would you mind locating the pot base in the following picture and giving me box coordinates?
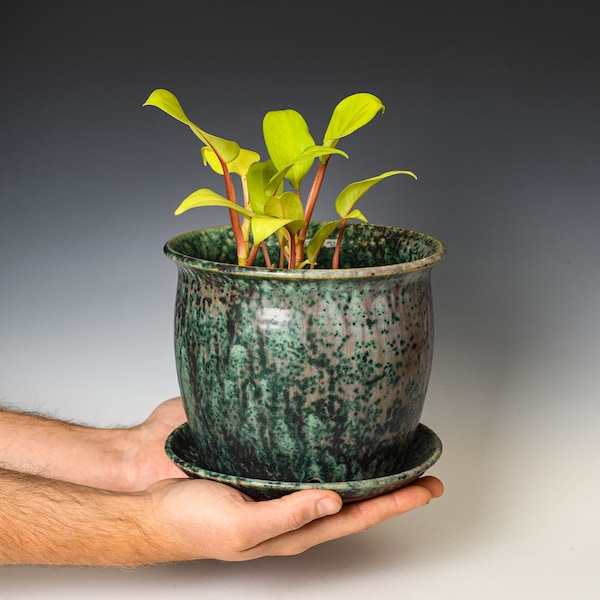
[165,423,442,501]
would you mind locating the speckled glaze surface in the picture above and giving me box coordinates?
[164,223,445,483]
[165,422,442,501]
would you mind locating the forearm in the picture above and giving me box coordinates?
[0,467,158,567]
[0,467,445,566]
[0,408,130,491]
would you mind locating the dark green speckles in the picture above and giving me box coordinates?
[166,422,443,501]
[165,223,445,483]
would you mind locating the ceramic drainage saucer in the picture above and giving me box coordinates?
[165,423,442,502]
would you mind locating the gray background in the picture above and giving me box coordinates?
[1,1,598,598]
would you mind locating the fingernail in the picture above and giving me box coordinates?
[317,497,341,517]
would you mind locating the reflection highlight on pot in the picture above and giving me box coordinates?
[258,307,293,331]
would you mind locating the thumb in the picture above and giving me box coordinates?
[246,489,343,541]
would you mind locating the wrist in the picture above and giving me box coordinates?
[89,426,142,491]
[133,482,196,564]
[113,414,187,492]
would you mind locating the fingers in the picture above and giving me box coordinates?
[229,489,343,557]
[415,475,444,498]
[336,476,444,533]
[148,476,443,562]
[238,476,443,559]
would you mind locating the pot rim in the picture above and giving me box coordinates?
[164,222,446,280]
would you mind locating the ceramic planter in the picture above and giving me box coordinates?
[164,222,445,496]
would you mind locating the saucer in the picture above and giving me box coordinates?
[165,423,442,501]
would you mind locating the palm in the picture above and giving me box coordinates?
[146,475,443,561]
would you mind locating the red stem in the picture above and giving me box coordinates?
[297,159,330,262]
[219,158,248,266]
[279,245,285,269]
[246,243,260,267]
[261,242,273,268]
[332,219,347,269]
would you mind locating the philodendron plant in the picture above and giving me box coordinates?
[144,89,416,269]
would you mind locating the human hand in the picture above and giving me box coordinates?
[0,397,187,493]
[121,397,188,491]
[143,475,444,562]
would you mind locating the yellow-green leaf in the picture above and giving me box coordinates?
[174,188,254,218]
[264,192,306,234]
[251,214,293,246]
[306,220,341,264]
[264,145,348,196]
[323,93,385,147]
[344,208,369,223]
[246,160,279,214]
[143,89,194,128]
[335,170,417,218]
[201,146,222,173]
[263,109,315,189]
[264,192,304,220]
[143,89,240,164]
[202,146,260,176]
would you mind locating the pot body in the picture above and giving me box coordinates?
[165,223,445,482]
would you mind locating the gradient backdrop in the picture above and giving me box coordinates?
[1,1,599,598]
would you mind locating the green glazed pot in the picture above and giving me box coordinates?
[164,222,445,483]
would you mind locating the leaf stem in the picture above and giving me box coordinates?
[261,242,273,268]
[246,243,260,267]
[279,245,285,269]
[219,158,248,265]
[332,219,347,269]
[297,159,330,262]
[240,175,251,241]
[288,234,297,269]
